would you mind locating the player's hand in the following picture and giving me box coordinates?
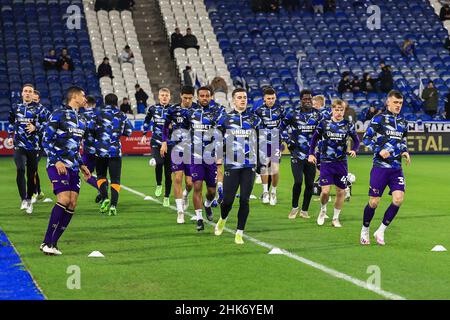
[160,142,167,157]
[6,138,13,147]
[379,149,390,159]
[80,165,91,180]
[402,152,411,166]
[308,154,317,164]
[140,135,147,144]
[348,150,357,158]
[26,122,36,133]
[55,161,68,175]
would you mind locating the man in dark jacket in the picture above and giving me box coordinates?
[170,27,184,57]
[135,84,149,114]
[378,66,393,93]
[183,28,200,50]
[421,81,439,116]
[97,57,113,79]
[58,48,74,71]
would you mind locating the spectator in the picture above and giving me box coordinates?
[445,88,450,120]
[324,0,336,13]
[119,45,135,64]
[58,48,74,71]
[120,97,133,115]
[170,27,184,57]
[43,49,58,71]
[312,95,325,110]
[282,0,299,11]
[445,36,450,52]
[401,39,415,57]
[421,81,439,116]
[183,66,195,87]
[439,4,450,21]
[344,103,357,123]
[97,57,114,79]
[233,75,249,92]
[365,106,380,122]
[210,76,228,94]
[135,84,149,114]
[338,72,352,94]
[378,65,393,93]
[351,75,361,93]
[183,28,200,50]
[313,0,325,13]
[360,73,376,93]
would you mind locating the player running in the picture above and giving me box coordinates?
[360,90,411,245]
[7,84,49,214]
[79,95,101,202]
[141,88,173,207]
[253,87,285,205]
[161,86,196,224]
[280,89,321,219]
[214,88,261,244]
[308,99,360,227]
[95,94,133,216]
[31,90,51,204]
[40,86,91,255]
[163,86,221,231]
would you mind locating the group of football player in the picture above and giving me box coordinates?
[7,83,411,255]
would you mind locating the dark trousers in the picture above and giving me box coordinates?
[14,148,38,200]
[220,167,256,231]
[153,145,172,197]
[290,157,316,211]
[96,157,122,207]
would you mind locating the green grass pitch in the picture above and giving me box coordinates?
[0,155,449,300]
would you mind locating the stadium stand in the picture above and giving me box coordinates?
[205,0,450,121]
[158,0,234,108]
[0,0,101,119]
[83,1,155,112]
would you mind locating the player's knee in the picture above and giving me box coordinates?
[392,195,404,206]
[16,168,25,175]
[369,198,380,208]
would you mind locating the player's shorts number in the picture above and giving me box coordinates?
[398,177,405,185]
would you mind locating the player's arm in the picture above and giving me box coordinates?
[307,122,323,163]
[348,123,360,158]
[6,105,17,146]
[279,110,293,147]
[400,121,410,165]
[141,105,154,143]
[122,115,133,137]
[214,114,226,164]
[362,116,380,152]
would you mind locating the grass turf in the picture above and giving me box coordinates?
[0,155,449,300]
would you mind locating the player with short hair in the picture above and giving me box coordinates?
[161,85,197,224]
[253,87,284,205]
[280,89,321,219]
[40,86,91,255]
[214,88,261,244]
[31,90,51,204]
[360,90,410,245]
[7,84,49,214]
[95,94,133,216]
[79,95,101,202]
[141,88,173,207]
[308,99,360,227]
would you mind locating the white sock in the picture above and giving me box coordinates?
[175,199,184,212]
[236,229,243,236]
[262,184,268,193]
[333,208,341,220]
[195,209,203,220]
[218,182,223,189]
[292,207,298,210]
[183,189,189,197]
[271,186,277,194]
[377,223,387,233]
[321,203,327,211]
[204,199,213,208]
[361,226,369,234]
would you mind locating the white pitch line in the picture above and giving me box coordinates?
[120,183,406,300]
